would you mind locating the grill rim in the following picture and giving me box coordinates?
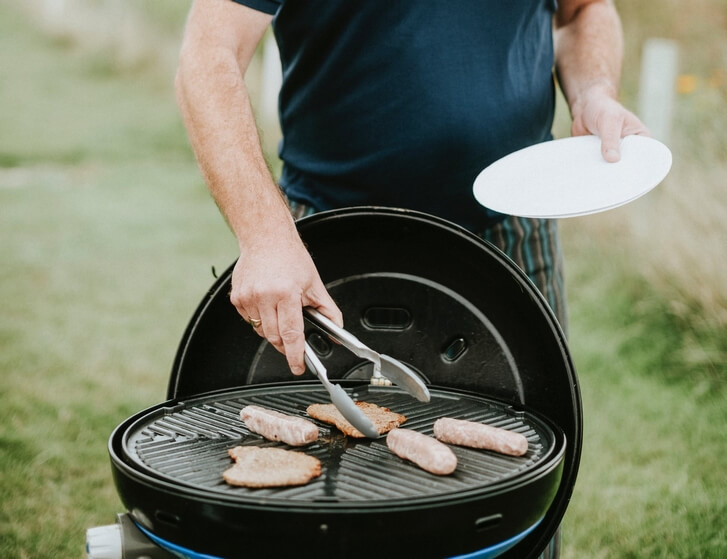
[109,417,565,559]
[110,380,566,512]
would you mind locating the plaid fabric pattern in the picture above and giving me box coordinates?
[289,200,565,558]
[478,214,568,334]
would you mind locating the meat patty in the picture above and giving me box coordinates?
[386,428,457,475]
[306,401,406,438]
[240,405,319,446]
[433,417,529,457]
[223,446,322,488]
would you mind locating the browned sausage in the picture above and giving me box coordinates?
[386,428,457,475]
[241,405,319,446]
[433,417,528,457]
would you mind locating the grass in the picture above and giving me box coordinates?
[1,1,726,558]
[560,237,727,558]
[0,4,235,556]
[600,1,727,325]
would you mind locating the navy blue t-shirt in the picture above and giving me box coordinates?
[233,0,556,231]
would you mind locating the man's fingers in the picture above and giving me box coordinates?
[571,91,651,164]
[230,292,264,337]
[246,308,265,336]
[601,142,620,163]
[305,285,344,327]
[597,109,624,163]
[258,304,283,351]
[277,299,307,376]
[311,301,344,328]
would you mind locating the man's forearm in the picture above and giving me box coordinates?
[175,4,294,250]
[554,0,624,115]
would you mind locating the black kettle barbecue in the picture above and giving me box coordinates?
[88,208,582,559]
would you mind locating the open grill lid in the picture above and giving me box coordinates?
[149,207,581,558]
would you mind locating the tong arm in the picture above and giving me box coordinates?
[303,342,379,439]
[304,307,381,366]
[303,342,330,386]
[304,307,431,403]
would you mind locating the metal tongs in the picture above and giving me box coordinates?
[303,307,431,438]
[303,343,379,438]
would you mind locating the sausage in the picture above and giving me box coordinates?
[386,428,457,475]
[240,405,319,446]
[433,417,528,457]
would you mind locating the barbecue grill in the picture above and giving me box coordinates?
[88,208,582,559]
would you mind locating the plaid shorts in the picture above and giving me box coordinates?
[478,214,568,333]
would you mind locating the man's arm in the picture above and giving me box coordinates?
[554,0,649,161]
[175,0,342,375]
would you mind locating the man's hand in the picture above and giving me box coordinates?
[230,230,342,376]
[569,81,650,162]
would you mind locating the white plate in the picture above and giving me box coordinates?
[472,135,672,218]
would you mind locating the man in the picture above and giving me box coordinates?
[175,1,647,555]
[175,0,646,375]
[176,3,646,372]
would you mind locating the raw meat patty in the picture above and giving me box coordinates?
[306,401,406,438]
[222,446,321,488]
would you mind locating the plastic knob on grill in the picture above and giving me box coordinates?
[86,524,123,559]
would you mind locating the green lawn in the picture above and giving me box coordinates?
[560,236,727,558]
[1,3,725,558]
[0,5,235,556]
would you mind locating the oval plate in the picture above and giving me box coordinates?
[473,135,672,218]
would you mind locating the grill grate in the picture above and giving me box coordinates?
[123,383,556,504]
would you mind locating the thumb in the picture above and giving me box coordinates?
[599,117,624,163]
[305,284,344,328]
[312,298,344,328]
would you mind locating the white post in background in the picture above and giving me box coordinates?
[638,38,679,146]
[43,0,66,22]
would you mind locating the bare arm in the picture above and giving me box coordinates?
[175,0,342,375]
[554,0,649,161]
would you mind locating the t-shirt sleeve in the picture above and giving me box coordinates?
[230,0,281,16]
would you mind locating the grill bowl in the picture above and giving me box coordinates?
[110,382,565,558]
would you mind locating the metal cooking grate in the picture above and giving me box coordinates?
[123,384,556,504]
